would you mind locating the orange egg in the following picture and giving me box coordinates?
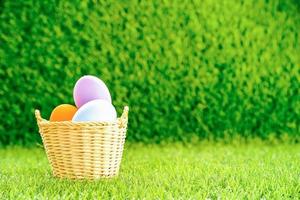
[49,104,77,122]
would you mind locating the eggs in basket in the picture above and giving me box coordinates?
[49,75,117,122]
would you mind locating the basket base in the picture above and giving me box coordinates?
[52,172,119,180]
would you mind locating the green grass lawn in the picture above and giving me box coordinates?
[0,142,299,199]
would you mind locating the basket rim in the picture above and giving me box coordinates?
[35,106,129,127]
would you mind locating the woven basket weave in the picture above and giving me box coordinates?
[35,106,129,180]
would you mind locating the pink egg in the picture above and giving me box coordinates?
[73,75,112,108]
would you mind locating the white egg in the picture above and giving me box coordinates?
[72,99,117,122]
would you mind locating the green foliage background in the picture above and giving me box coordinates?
[0,0,299,145]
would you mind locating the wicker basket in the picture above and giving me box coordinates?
[35,106,129,180]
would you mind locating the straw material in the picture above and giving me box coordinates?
[35,106,129,180]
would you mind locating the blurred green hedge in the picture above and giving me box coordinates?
[0,0,299,145]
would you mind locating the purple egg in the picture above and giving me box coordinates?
[73,75,112,108]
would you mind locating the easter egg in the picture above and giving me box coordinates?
[50,104,77,122]
[72,99,117,122]
[73,75,112,108]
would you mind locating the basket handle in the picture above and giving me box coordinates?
[119,106,129,128]
[35,109,43,124]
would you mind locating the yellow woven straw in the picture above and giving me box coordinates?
[35,106,129,180]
